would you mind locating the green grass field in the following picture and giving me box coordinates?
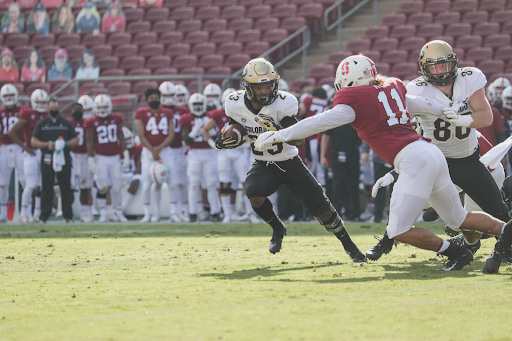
[1,221,511,341]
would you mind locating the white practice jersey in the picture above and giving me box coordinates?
[407,67,487,158]
[224,90,298,162]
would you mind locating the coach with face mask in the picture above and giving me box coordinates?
[31,99,79,223]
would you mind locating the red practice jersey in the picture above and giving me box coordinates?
[134,107,175,147]
[209,109,229,130]
[166,105,190,148]
[179,113,210,149]
[19,108,47,148]
[0,105,24,145]
[120,144,142,173]
[302,96,329,141]
[333,77,424,165]
[84,113,123,156]
[67,117,87,154]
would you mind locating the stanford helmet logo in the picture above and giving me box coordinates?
[340,62,350,76]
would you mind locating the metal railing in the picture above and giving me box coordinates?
[324,0,380,50]
[221,25,311,89]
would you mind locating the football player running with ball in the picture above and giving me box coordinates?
[254,55,512,271]
[216,58,366,261]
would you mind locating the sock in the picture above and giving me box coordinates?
[230,203,236,216]
[252,198,286,233]
[112,190,122,214]
[0,185,7,217]
[207,186,220,215]
[21,187,32,218]
[106,204,113,216]
[152,188,162,218]
[168,185,178,215]
[34,196,41,218]
[97,198,106,217]
[80,205,86,220]
[170,203,177,215]
[324,213,358,251]
[438,239,450,253]
[122,192,133,212]
[143,204,151,217]
[220,196,231,217]
[181,185,188,215]
[189,185,199,215]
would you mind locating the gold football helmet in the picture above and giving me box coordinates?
[418,40,458,86]
[242,58,280,106]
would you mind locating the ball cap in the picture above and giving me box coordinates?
[55,48,68,58]
[34,3,46,12]
[84,2,94,9]
[1,48,13,57]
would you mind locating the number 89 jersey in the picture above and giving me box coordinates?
[134,107,174,147]
[224,90,299,162]
[407,67,487,158]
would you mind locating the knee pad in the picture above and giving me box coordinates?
[219,187,231,195]
[96,191,107,199]
[317,205,346,235]
[97,186,108,196]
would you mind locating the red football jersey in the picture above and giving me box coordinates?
[67,117,87,154]
[19,108,47,148]
[84,113,123,156]
[166,105,190,148]
[134,107,174,147]
[179,113,210,149]
[478,133,493,156]
[209,109,229,130]
[0,105,24,145]
[333,77,423,165]
[302,96,329,141]
[120,144,142,173]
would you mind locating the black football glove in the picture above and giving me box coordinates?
[215,131,238,149]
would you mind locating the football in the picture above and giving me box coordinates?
[223,123,248,147]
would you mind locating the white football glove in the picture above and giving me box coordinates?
[371,172,395,198]
[254,131,283,151]
[442,107,474,127]
[54,138,65,151]
[123,150,130,168]
[88,156,96,174]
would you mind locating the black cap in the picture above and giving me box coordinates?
[34,2,46,12]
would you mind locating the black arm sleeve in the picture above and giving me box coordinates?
[280,115,299,129]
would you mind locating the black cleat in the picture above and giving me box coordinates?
[448,234,481,255]
[366,233,394,261]
[269,227,287,254]
[346,248,368,263]
[423,210,440,222]
[444,225,460,238]
[210,213,222,223]
[189,214,197,223]
[439,248,473,271]
[482,250,502,274]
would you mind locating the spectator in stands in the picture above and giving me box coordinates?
[75,49,99,79]
[47,49,73,82]
[1,3,24,33]
[76,2,100,34]
[0,49,19,83]
[51,3,75,33]
[21,50,46,83]
[25,3,50,34]
[101,1,125,33]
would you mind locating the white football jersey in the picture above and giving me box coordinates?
[224,90,299,161]
[407,67,486,158]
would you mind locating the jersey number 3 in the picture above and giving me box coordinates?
[378,89,409,126]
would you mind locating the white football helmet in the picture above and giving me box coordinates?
[159,81,176,107]
[175,84,189,106]
[122,127,133,149]
[221,88,236,110]
[150,160,168,186]
[491,77,511,98]
[334,55,377,91]
[30,89,49,113]
[502,86,512,110]
[1,84,18,107]
[78,95,94,119]
[203,83,222,108]
[278,78,289,92]
[188,93,207,116]
[93,94,113,118]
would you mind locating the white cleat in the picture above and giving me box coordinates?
[249,214,261,224]
[20,215,30,223]
[151,216,161,223]
[0,215,7,223]
[107,214,118,222]
[116,213,128,223]
[81,215,93,223]
[140,215,152,223]
[198,211,210,221]
[98,215,107,223]
[33,216,40,223]
[222,215,231,223]
[169,214,182,223]
[179,213,189,222]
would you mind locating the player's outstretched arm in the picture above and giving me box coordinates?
[405,95,446,117]
[467,88,493,128]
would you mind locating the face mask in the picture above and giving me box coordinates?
[149,101,160,109]
[49,110,59,118]
[72,111,83,121]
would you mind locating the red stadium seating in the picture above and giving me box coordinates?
[281,17,306,32]
[308,64,335,80]
[372,37,398,52]
[26,83,51,96]
[133,32,158,45]
[490,9,512,23]
[235,29,262,44]
[273,4,297,18]
[206,66,232,75]
[290,77,316,93]
[188,0,212,8]
[203,19,228,32]
[346,38,371,52]
[171,7,195,21]
[297,3,324,33]
[195,6,220,20]
[154,67,179,75]
[262,29,288,44]
[451,0,479,12]
[478,60,505,74]
[172,55,198,70]
[417,23,444,38]
[327,51,354,66]
[124,8,144,22]
[192,42,216,56]
[158,32,184,45]
[390,62,418,78]
[381,13,406,27]
[30,33,55,48]
[399,37,426,51]
[240,0,263,5]
[390,24,416,40]
[107,81,131,96]
[501,21,512,35]
[220,6,245,20]
[216,41,243,56]
[139,44,165,58]
[55,33,80,47]
[152,20,177,34]
[359,50,381,63]
[462,10,489,24]
[425,0,451,13]
[146,55,172,69]
[484,34,511,48]
[114,44,138,58]
[381,50,408,64]
[495,46,512,62]
[229,18,254,31]
[465,47,494,62]
[407,12,434,26]
[177,19,202,33]
[473,22,500,37]
[165,43,191,57]
[445,23,472,37]
[145,7,170,21]
[224,53,252,71]
[128,68,152,76]
[5,34,29,48]
[398,1,424,14]
[455,35,483,49]
[255,18,279,31]
[213,0,237,5]
[364,26,389,40]
[97,56,120,69]
[39,45,59,62]
[243,41,270,58]
[184,31,209,45]
[246,5,271,19]
[81,33,106,47]
[198,54,224,69]
[91,45,112,59]
[479,0,506,11]
[119,56,145,70]
[180,66,205,74]
[107,33,132,46]
[66,45,85,61]
[127,21,151,34]
[434,11,461,25]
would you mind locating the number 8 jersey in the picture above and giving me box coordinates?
[84,113,123,156]
[407,67,486,158]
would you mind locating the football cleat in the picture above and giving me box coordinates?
[366,233,395,261]
[169,214,183,223]
[211,213,222,223]
[189,214,197,223]
[20,215,30,223]
[269,227,287,254]
[448,234,481,255]
[107,214,118,222]
[346,248,368,263]
[222,214,231,223]
[439,248,473,271]
[98,215,107,223]
[0,215,7,223]
[444,225,460,238]
[140,215,151,223]
[116,213,128,223]
[151,215,160,223]
[482,250,503,274]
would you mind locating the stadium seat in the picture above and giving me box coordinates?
[165,43,191,57]
[195,6,220,20]
[245,5,271,19]
[316,76,335,86]
[124,8,144,22]
[381,50,408,64]
[206,66,232,75]
[114,44,138,58]
[308,64,335,80]
[364,26,389,41]
[82,33,106,47]
[158,31,184,45]
[107,33,132,46]
[145,7,170,21]
[273,4,297,18]
[171,7,195,21]
[216,41,243,56]
[127,21,152,34]
[54,33,79,47]
[154,67,179,75]
[478,60,505,75]
[425,0,451,13]
[177,19,202,33]
[39,45,59,62]
[290,77,316,93]
[473,22,500,37]
[453,47,465,60]
[26,83,51,97]
[327,51,354,66]
[235,29,262,44]
[133,32,158,45]
[416,23,443,38]
[97,56,120,70]
[224,53,252,71]
[479,0,506,11]
[12,83,24,96]
[501,21,512,35]
[445,23,472,37]
[399,36,426,52]
[262,29,288,44]
[213,0,236,5]
[210,30,236,44]
[484,34,511,48]
[184,31,209,45]
[4,34,29,48]
[490,9,512,23]
[381,13,406,27]
[146,55,172,69]
[198,54,224,69]
[297,4,324,33]
[358,50,381,63]
[191,42,216,56]
[464,46,494,62]
[346,39,371,52]
[243,41,270,58]
[281,17,306,32]
[372,37,399,52]
[228,18,254,32]
[119,56,145,70]
[495,46,512,62]
[91,45,113,59]
[139,44,165,58]
[203,18,227,32]
[13,46,33,62]
[507,60,512,72]
[407,12,434,26]
[186,80,211,94]
[390,62,418,78]
[255,18,279,31]
[455,35,483,49]
[66,45,85,61]
[239,0,263,5]
[398,1,424,14]
[390,25,416,40]
[107,81,132,96]
[220,6,245,20]
[152,20,177,34]
[180,66,204,74]
[127,68,152,76]
[376,62,390,75]
[172,54,198,70]
[462,10,489,24]
[451,0,479,12]
[188,0,212,8]
[434,11,461,25]
[30,33,55,48]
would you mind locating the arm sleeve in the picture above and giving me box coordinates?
[279,104,356,142]
[405,95,446,116]
[280,115,298,128]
